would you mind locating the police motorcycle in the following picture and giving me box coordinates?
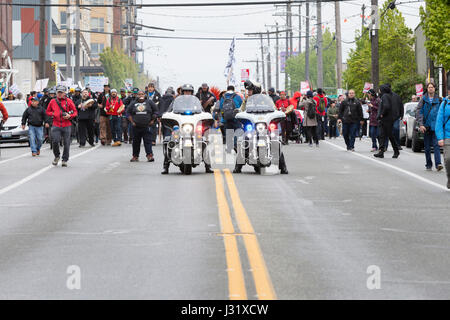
[234,94,289,174]
[161,95,214,175]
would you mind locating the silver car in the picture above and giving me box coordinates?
[399,102,418,148]
[0,100,30,145]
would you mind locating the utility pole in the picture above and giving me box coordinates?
[38,0,46,79]
[317,1,323,89]
[370,0,379,91]
[335,1,343,89]
[75,0,80,83]
[298,3,301,54]
[66,0,71,80]
[361,4,366,34]
[288,0,293,57]
[275,23,279,90]
[285,3,290,91]
[305,1,310,83]
[267,30,272,89]
[260,34,266,89]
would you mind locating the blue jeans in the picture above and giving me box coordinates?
[110,116,122,142]
[29,125,44,153]
[424,130,441,169]
[369,125,379,149]
[342,122,358,150]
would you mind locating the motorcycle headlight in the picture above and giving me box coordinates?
[182,124,194,135]
[256,123,266,134]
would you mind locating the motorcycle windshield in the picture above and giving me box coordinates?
[171,95,203,114]
[246,94,276,113]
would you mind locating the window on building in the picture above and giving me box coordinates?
[60,11,67,30]
[91,43,104,58]
[91,17,104,32]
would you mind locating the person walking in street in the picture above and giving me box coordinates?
[105,89,125,147]
[21,97,49,156]
[268,87,280,104]
[77,89,97,147]
[0,100,8,127]
[300,90,319,147]
[119,88,129,143]
[128,90,158,162]
[313,88,328,140]
[338,89,364,151]
[275,91,291,144]
[196,83,217,113]
[367,89,381,152]
[147,83,161,146]
[159,87,175,138]
[384,84,404,151]
[46,86,78,167]
[374,84,400,159]
[327,100,338,139]
[416,82,443,171]
[97,84,112,146]
[435,91,450,189]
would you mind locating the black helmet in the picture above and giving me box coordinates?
[244,80,262,94]
[75,87,82,92]
[181,84,194,92]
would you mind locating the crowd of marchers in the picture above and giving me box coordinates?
[0,79,449,188]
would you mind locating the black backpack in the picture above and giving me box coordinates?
[307,101,316,119]
[222,93,237,121]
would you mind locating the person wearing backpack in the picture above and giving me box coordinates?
[435,91,450,189]
[46,86,78,167]
[415,82,443,171]
[300,91,319,147]
[218,85,243,142]
[338,89,363,151]
[313,88,328,140]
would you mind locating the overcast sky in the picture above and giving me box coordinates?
[137,0,424,92]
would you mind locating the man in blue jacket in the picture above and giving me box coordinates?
[416,82,443,171]
[216,85,243,144]
[436,90,450,189]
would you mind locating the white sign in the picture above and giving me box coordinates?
[300,81,310,95]
[9,84,20,96]
[87,76,107,93]
[34,78,49,92]
[241,69,250,82]
[12,21,22,47]
[124,78,133,90]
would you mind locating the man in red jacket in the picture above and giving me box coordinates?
[313,88,328,140]
[0,101,8,128]
[46,86,78,167]
[105,89,125,146]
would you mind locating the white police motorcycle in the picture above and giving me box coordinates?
[234,94,288,174]
[161,95,214,175]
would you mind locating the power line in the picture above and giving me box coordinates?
[1,0,354,8]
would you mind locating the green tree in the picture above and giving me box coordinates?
[285,28,337,93]
[343,3,423,101]
[420,0,450,70]
[99,48,152,90]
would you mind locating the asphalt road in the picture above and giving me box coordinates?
[0,137,449,299]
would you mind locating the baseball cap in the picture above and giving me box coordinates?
[111,89,118,93]
[31,97,39,101]
[56,85,66,92]
[132,87,139,93]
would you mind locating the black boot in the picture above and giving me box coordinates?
[374,149,384,158]
[161,167,169,174]
[233,164,243,173]
[392,151,400,158]
[205,164,213,173]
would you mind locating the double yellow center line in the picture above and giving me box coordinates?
[214,169,276,300]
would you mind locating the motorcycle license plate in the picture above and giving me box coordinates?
[1,132,12,138]
[184,140,193,147]
[257,140,266,147]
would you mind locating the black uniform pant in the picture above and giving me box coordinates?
[78,119,95,146]
[379,120,399,153]
[132,126,153,157]
[329,120,337,138]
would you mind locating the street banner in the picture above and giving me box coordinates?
[224,37,236,85]
[34,78,49,92]
[280,51,299,73]
[416,83,423,97]
[241,69,250,83]
[363,82,373,93]
[300,81,310,94]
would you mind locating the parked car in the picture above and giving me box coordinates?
[400,102,419,149]
[0,100,29,145]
